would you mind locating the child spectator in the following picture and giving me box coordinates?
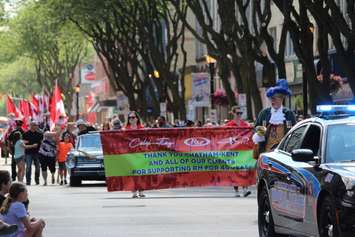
[38,132,57,186]
[0,182,45,237]
[13,132,37,182]
[57,134,73,185]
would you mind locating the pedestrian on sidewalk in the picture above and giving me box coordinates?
[7,119,25,181]
[224,106,252,197]
[124,111,145,198]
[22,121,43,185]
[0,182,45,237]
[57,134,73,185]
[13,132,37,182]
[38,132,57,186]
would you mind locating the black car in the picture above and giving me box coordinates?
[257,105,355,237]
[66,133,105,186]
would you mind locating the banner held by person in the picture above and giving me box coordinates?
[100,127,256,192]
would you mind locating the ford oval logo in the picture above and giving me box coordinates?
[184,137,211,147]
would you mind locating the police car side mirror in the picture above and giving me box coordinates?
[291,149,315,162]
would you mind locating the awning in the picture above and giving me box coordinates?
[87,99,117,113]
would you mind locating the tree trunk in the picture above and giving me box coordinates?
[219,58,237,105]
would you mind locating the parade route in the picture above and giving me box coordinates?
[28,182,258,237]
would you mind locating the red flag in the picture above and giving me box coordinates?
[19,100,31,119]
[50,83,66,129]
[31,95,39,114]
[6,96,20,118]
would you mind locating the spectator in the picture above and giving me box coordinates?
[38,132,57,186]
[61,123,76,147]
[0,171,11,206]
[22,121,43,186]
[0,182,45,237]
[76,119,97,136]
[7,120,25,181]
[124,111,145,198]
[224,106,252,197]
[13,132,37,182]
[185,120,194,127]
[194,120,202,127]
[156,116,171,128]
[102,122,111,131]
[111,119,122,130]
[57,134,73,185]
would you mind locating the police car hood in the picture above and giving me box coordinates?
[324,163,355,174]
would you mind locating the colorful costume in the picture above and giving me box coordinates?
[254,79,296,154]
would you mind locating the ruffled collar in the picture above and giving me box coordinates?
[269,106,285,125]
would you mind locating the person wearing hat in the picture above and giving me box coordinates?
[7,120,25,181]
[76,119,97,136]
[254,79,296,154]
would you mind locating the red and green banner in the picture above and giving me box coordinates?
[100,127,256,191]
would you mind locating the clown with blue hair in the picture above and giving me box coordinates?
[254,79,296,155]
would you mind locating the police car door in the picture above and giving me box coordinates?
[270,125,308,232]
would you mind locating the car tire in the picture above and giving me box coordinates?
[258,188,285,237]
[69,176,82,187]
[318,196,340,237]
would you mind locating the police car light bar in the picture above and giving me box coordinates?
[316,105,355,113]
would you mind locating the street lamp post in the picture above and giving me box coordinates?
[74,84,80,121]
[206,55,216,105]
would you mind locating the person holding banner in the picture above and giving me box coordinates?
[254,79,296,155]
[224,106,252,197]
[124,111,145,198]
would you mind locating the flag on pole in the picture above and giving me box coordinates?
[6,95,21,118]
[50,82,66,129]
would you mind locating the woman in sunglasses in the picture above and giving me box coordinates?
[224,106,250,128]
[125,111,144,130]
[224,106,252,197]
[124,111,145,198]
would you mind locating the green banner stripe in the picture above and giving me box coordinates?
[104,150,255,177]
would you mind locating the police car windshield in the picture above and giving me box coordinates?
[326,124,355,163]
[78,134,102,151]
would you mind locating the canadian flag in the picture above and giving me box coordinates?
[6,95,21,118]
[50,83,66,129]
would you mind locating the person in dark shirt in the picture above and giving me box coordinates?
[76,119,97,136]
[22,121,43,185]
[7,120,25,181]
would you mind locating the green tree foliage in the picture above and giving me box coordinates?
[0,0,89,112]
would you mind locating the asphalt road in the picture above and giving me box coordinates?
[26,182,259,237]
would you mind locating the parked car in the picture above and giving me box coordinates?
[257,105,355,237]
[66,133,105,186]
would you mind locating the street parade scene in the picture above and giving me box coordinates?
[0,0,355,237]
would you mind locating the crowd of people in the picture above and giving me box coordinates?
[0,78,298,236]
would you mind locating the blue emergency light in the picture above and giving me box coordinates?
[316,105,355,117]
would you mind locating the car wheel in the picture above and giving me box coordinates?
[69,176,82,187]
[318,196,340,237]
[258,188,285,237]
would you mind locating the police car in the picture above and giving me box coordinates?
[257,105,355,237]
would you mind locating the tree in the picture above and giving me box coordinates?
[9,1,89,111]
[0,56,40,97]
[46,0,189,119]
[171,0,279,118]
